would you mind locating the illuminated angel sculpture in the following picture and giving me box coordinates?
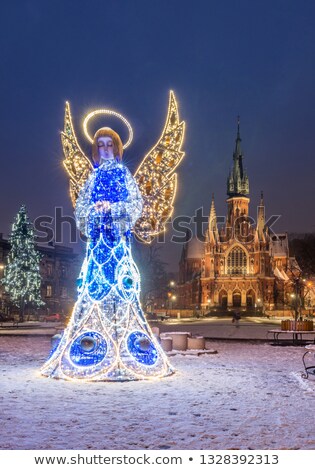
[41,91,185,381]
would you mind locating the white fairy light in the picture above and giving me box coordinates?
[83,109,133,149]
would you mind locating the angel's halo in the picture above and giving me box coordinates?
[82,109,133,149]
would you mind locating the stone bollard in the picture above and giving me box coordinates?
[187,336,206,350]
[161,337,173,352]
[165,332,190,350]
[151,326,160,336]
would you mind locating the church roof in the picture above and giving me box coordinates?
[274,267,289,281]
[270,233,288,257]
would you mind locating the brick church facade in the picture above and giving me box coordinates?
[178,122,298,312]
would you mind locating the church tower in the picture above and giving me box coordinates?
[226,118,250,234]
[179,118,297,313]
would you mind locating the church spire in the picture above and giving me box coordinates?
[257,190,265,241]
[235,115,242,158]
[208,193,219,244]
[227,117,249,198]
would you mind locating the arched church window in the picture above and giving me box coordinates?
[227,246,247,276]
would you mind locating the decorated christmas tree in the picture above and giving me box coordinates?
[2,205,44,321]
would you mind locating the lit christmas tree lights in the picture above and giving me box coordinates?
[41,92,185,381]
[2,205,44,321]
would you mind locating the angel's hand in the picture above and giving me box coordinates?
[95,201,110,212]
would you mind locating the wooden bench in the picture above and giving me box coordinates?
[268,329,315,345]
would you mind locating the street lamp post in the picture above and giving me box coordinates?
[166,281,176,317]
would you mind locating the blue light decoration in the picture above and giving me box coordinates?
[69,332,107,367]
[127,332,158,366]
[41,157,173,381]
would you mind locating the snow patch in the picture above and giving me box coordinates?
[0,336,314,450]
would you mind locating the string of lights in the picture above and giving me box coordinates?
[83,109,133,149]
[134,91,185,243]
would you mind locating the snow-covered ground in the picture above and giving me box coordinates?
[0,336,314,450]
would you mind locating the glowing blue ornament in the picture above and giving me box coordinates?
[127,331,158,366]
[69,332,107,367]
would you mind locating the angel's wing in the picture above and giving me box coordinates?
[134,91,185,243]
[61,102,93,207]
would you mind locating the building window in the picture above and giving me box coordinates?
[61,287,67,298]
[46,285,52,297]
[227,247,247,276]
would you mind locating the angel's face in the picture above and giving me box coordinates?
[97,136,114,162]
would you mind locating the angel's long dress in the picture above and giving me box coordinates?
[41,159,173,381]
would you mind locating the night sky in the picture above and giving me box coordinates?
[1,0,315,270]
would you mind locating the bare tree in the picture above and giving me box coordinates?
[132,241,168,311]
